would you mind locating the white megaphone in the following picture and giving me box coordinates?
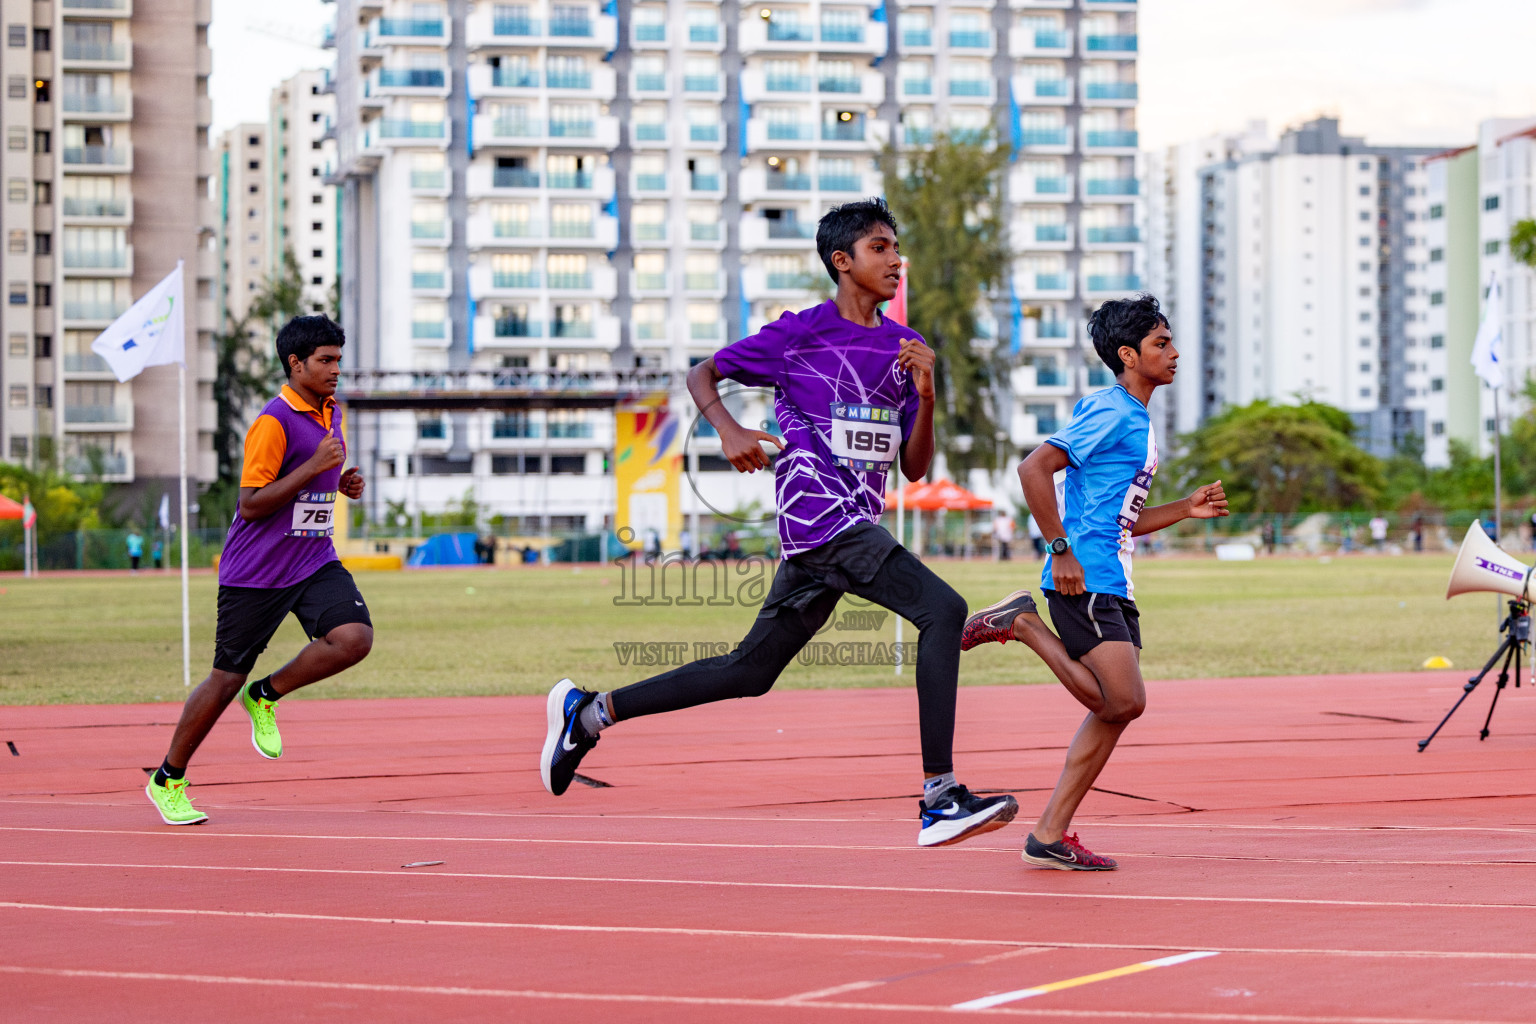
[1446,521,1536,601]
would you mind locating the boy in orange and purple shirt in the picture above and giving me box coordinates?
[145,315,373,826]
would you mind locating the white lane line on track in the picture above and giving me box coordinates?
[4,800,1536,834]
[5,826,1536,868]
[953,951,1221,1010]
[5,903,1536,963]
[4,861,1534,913]
[779,945,1051,1003]
[0,965,1517,1023]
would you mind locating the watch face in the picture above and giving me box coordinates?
[1050,538,1069,555]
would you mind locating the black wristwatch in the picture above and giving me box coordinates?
[1049,537,1071,556]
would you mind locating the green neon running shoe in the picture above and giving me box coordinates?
[241,684,283,759]
[145,776,208,826]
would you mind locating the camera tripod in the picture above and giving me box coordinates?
[1418,599,1528,752]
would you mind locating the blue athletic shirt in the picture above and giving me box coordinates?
[1040,383,1157,600]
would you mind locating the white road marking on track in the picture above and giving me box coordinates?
[5,902,1536,962]
[953,951,1221,1010]
[4,799,1536,834]
[3,860,1534,913]
[0,964,1516,1023]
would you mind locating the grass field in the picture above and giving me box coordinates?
[0,552,1511,705]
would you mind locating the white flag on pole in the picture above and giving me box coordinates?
[90,261,185,383]
[157,494,170,532]
[1471,271,1503,389]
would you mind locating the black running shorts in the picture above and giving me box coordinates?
[1042,589,1140,661]
[213,560,372,674]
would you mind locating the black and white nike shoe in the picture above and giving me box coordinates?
[917,785,1019,847]
[540,678,599,796]
[1020,831,1117,870]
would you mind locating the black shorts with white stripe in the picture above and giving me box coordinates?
[1041,589,1141,661]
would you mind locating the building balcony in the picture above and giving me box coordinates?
[62,0,131,11]
[61,196,132,221]
[366,17,447,47]
[743,266,818,300]
[948,30,993,51]
[412,271,448,291]
[633,22,666,45]
[472,114,620,151]
[371,67,448,95]
[903,125,933,146]
[1084,129,1139,150]
[689,23,722,45]
[64,402,133,429]
[1016,126,1072,152]
[632,122,667,144]
[633,172,667,193]
[1085,33,1138,54]
[741,16,885,56]
[818,173,863,192]
[819,22,887,58]
[479,315,544,341]
[1085,273,1143,294]
[1084,225,1141,245]
[411,319,452,347]
[63,299,129,323]
[467,163,613,197]
[632,271,668,292]
[410,219,451,244]
[1017,272,1073,298]
[690,319,725,341]
[683,74,723,95]
[377,118,449,144]
[948,78,992,99]
[467,211,619,251]
[1025,223,1071,245]
[1021,77,1071,103]
[900,29,933,49]
[901,78,932,97]
[689,173,722,193]
[62,246,132,274]
[685,271,724,293]
[1083,80,1138,103]
[62,145,132,171]
[63,351,114,375]
[632,222,666,243]
[64,450,131,480]
[1083,177,1139,199]
[633,72,668,93]
[466,5,618,51]
[689,221,722,242]
[61,39,131,68]
[689,123,722,145]
[741,217,816,249]
[410,169,448,191]
[1011,363,1072,393]
[740,68,812,101]
[470,263,540,293]
[821,119,868,143]
[1009,27,1072,54]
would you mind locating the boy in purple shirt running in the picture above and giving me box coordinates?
[541,199,1017,847]
[144,316,372,825]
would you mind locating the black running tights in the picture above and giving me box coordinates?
[608,546,966,775]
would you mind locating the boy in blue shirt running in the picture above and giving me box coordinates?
[961,295,1227,870]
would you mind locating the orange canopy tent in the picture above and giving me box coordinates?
[0,494,23,519]
[884,479,992,511]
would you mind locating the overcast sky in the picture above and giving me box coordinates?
[210,0,1536,149]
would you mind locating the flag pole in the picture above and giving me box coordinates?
[894,475,904,677]
[178,360,191,687]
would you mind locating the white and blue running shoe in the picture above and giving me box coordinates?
[541,678,600,796]
[917,785,1018,847]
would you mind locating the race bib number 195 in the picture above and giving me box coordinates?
[289,490,337,538]
[829,403,901,472]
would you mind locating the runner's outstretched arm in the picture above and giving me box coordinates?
[1131,481,1228,536]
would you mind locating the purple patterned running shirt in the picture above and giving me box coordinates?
[713,300,924,559]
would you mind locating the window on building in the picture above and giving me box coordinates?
[6,75,24,98]
[1486,240,1501,255]
[311,221,322,231]
[1430,335,1444,349]
[1429,248,1443,262]
[34,384,50,408]
[34,181,49,205]
[7,230,25,253]
[6,127,24,151]
[311,140,322,150]
[9,437,27,459]
[34,334,49,357]
[34,283,50,306]
[311,194,322,204]
[34,79,49,102]
[1359,211,1370,222]
[1359,186,1370,196]
[1431,422,1445,437]
[33,28,49,51]
[1429,204,1444,218]
[9,385,27,408]
[1430,291,1444,305]
[7,333,25,357]
[34,130,49,153]
[34,232,49,254]
[1484,195,1499,211]
[1359,236,1370,247]
[7,282,25,306]
[1430,378,1444,392]
[7,25,25,47]
[311,248,322,258]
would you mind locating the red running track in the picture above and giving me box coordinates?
[2,671,1535,1023]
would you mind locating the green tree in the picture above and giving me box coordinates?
[0,462,109,568]
[1171,400,1385,515]
[1510,218,1536,270]
[881,131,1012,475]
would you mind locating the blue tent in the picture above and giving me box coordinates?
[407,532,479,567]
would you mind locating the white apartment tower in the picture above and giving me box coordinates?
[328,0,1144,526]
[1,0,217,501]
[216,123,267,323]
[1192,118,1442,459]
[270,69,338,317]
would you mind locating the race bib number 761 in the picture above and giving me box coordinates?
[289,490,337,538]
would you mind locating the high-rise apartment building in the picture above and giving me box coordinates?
[1421,142,1479,468]
[1172,118,1442,459]
[1,0,217,501]
[270,69,338,317]
[327,0,1143,526]
[216,123,268,323]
